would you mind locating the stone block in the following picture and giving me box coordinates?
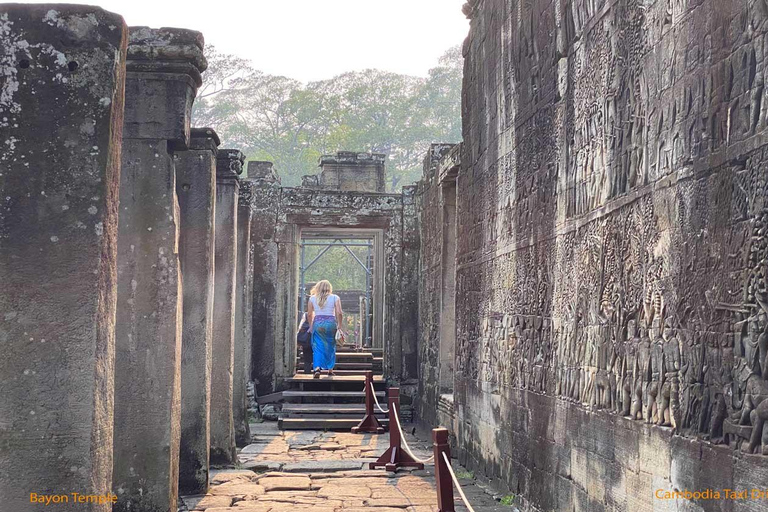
[112,26,206,512]
[234,180,254,447]
[122,27,206,146]
[177,127,219,495]
[0,5,127,510]
[210,149,243,465]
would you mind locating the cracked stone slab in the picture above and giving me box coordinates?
[182,494,233,510]
[240,460,284,472]
[209,482,265,497]
[210,470,258,484]
[316,485,372,498]
[259,476,312,492]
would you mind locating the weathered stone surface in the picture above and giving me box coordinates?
[209,482,265,497]
[241,461,284,472]
[210,470,257,485]
[112,27,205,512]
[316,485,371,498]
[0,5,127,510]
[188,494,233,510]
[282,460,365,473]
[317,151,387,193]
[235,180,254,447]
[259,476,311,492]
[210,149,244,465]
[177,127,219,495]
[415,0,768,509]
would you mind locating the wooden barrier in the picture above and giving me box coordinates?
[352,370,385,434]
[369,388,424,471]
[433,428,455,512]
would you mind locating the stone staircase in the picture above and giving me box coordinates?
[278,347,388,430]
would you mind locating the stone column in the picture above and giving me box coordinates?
[112,28,206,512]
[247,162,282,396]
[235,181,254,446]
[176,128,219,494]
[210,149,244,465]
[0,6,127,510]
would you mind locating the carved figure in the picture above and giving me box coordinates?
[657,319,681,428]
[632,320,652,419]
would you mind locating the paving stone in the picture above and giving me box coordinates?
[253,490,318,499]
[250,423,281,436]
[255,471,300,480]
[210,470,258,484]
[241,441,289,455]
[309,470,393,479]
[364,497,414,508]
[316,485,372,498]
[209,482,266,497]
[206,507,271,512]
[188,495,233,510]
[282,460,365,473]
[369,486,408,499]
[343,508,405,512]
[259,476,312,492]
[240,460,284,472]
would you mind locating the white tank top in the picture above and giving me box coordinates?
[310,294,337,316]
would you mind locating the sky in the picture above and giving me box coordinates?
[27,0,470,82]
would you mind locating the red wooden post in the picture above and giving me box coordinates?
[352,370,384,434]
[433,428,454,512]
[370,388,424,472]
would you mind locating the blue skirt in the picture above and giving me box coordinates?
[312,315,337,370]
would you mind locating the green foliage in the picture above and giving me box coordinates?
[455,469,474,480]
[302,243,369,291]
[500,494,516,506]
[192,46,463,190]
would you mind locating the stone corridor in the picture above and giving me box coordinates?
[5,1,768,511]
[179,423,501,512]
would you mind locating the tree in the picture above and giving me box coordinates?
[192,45,463,190]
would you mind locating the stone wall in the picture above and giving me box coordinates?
[249,164,420,394]
[416,0,768,510]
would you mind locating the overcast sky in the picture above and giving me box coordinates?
[29,0,470,82]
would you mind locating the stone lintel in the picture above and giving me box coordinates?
[320,151,387,167]
[217,149,246,183]
[438,143,461,185]
[189,127,221,153]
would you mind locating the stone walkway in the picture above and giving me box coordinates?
[180,422,507,512]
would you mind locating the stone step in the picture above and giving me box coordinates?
[295,362,373,370]
[285,374,385,384]
[293,369,383,377]
[278,417,389,430]
[282,403,385,414]
[295,353,373,362]
[282,390,384,401]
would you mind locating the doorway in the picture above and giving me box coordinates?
[297,229,384,349]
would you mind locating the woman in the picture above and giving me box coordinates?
[307,280,343,378]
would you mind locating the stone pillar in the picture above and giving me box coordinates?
[176,128,219,494]
[112,28,206,512]
[247,162,282,396]
[235,181,254,447]
[0,6,127,510]
[210,149,244,465]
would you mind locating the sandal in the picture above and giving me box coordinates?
[328,369,334,377]
[313,368,321,379]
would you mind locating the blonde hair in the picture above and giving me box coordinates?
[311,280,333,308]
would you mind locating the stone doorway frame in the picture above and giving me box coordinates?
[297,227,386,350]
